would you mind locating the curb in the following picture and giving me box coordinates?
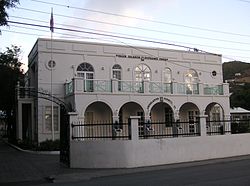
[2,138,60,155]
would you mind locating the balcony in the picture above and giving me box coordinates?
[65,77,229,97]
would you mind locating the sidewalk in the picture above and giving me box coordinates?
[1,137,250,185]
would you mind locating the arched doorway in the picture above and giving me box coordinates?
[205,103,224,121]
[150,102,174,124]
[119,102,144,123]
[179,102,200,135]
[84,101,112,123]
[205,103,225,135]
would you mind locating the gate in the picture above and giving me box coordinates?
[60,106,70,166]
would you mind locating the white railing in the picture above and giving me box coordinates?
[149,82,172,93]
[204,84,223,95]
[119,80,143,93]
[64,78,227,96]
[176,83,199,95]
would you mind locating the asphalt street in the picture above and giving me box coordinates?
[1,138,250,186]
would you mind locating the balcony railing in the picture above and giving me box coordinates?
[204,84,223,95]
[149,82,172,93]
[176,83,199,95]
[119,80,144,93]
[65,77,228,96]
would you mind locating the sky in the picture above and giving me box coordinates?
[1,0,250,71]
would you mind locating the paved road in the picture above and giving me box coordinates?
[48,157,250,186]
[1,137,250,185]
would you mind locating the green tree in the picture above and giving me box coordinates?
[0,0,19,26]
[0,45,24,138]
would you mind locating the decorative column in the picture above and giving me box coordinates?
[144,80,150,93]
[172,81,178,94]
[129,116,140,141]
[68,112,78,141]
[111,78,118,93]
[199,114,208,137]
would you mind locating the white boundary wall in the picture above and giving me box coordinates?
[69,115,250,168]
[70,134,250,168]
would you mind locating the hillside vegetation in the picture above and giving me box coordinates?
[223,61,250,110]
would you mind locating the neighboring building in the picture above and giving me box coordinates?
[230,107,250,120]
[16,38,230,143]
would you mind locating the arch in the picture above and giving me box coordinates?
[118,102,144,123]
[150,102,174,125]
[163,67,172,83]
[112,64,122,79]
[134,63,151,81]
[76,63,94,91]
[184,69,199,83]
[184,69,199,94]
[77,62,94,72]
[205,102,225,121]
[179,102,200,122]
[84,101,113,123]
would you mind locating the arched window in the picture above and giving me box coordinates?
[112,64,122,80]
[184,69,199,94]
[163,68,172,83]
[135,64,151,81]
[77,63,94,91]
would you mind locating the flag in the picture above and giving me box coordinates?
[50,8,54,32]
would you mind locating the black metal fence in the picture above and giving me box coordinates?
[231,119,250,134]
[206,119,250,135]
[206,120,231,135]
[71,121,131,140]
[70,119,250,141]
[139,120,200,139]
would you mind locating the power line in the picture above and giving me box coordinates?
[4,21,250,72]
[7,20,209,53]
[17,7,250,46]
[7,19,250,62]
[10,15,250,53]
[30,0,250,38]
[237,0,250,3]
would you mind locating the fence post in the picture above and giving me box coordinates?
[68,112,78,141]
[199,115,208,137]
[129,116,140,140]
[224,114,231,134]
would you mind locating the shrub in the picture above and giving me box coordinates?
[37,139,60,151]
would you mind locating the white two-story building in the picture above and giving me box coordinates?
[16,38,230,143]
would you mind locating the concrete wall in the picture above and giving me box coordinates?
[70,133,250,168]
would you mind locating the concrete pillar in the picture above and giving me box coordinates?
[199,115,208,137]
[73,77,84,93]
[68,112,78,141]
[112,78,118,93]
[129,116,140,141]
[198,83,204,95]
[17,102,22,140]
[144,80,149,93]
[223,83,229,95]
[172,81,177,94]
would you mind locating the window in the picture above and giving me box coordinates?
[45,106,59,132]
[113,64,122,91]
[185,69,199,94]
[112,64,122,79]
[77,63,94,92]
[135,64,151,81]
[163,68,172,83]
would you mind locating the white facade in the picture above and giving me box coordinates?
[16,38,230,143]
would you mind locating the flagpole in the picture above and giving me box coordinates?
[50,7,54,141]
